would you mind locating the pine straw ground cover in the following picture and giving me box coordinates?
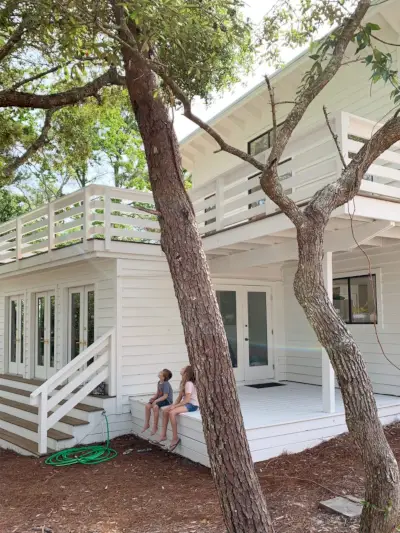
[2,424,400,533]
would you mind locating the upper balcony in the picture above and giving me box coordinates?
[0,111,400,271]
[191,111,400,237]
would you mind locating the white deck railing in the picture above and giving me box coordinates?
[30,328,116,454]
[0,184,161,264]
[190,112,400,235]
[1,112,400,264]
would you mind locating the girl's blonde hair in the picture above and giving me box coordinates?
[180,365,196,393]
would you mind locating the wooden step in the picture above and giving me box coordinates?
[0,385,103,413]
[0,412,73,441]
[0,374,115,399]
[0,397,88,427]
[0,428,54,456]
[0,374,43,387]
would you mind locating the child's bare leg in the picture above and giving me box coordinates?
[155,407,172,442]
[142,403,152,432]
[169,406,187,446]
[151,404,160,435]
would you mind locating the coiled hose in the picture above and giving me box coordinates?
[45,412,118,467]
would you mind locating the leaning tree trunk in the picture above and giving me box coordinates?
[294,223,400,533]
[114,33,274,533]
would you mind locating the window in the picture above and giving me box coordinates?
[333,275,377,324]
[248,125,283,156]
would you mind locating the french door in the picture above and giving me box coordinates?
[68,285,95,361]
[215,286,274,383]
[8,295,24,375]
[35,291,56,380]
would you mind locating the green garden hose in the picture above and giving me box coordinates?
[45,412,118,467]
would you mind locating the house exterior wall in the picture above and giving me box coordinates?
[117,255,286,406]
[0,258,116,378]
[184,15,399,188]
[282,243,400,396]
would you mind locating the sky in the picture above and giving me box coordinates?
[173,0,301,141]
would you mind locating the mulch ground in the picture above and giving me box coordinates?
[2,424,400,533]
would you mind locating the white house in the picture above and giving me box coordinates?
[1,0,400,467]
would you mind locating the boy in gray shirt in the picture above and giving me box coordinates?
[142,369,173,435]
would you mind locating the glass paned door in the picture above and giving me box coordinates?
[244,288,274,382]
[216,288,245,381]
[68,286,95,361]
[8,295,24,375]
[35,291,56,380]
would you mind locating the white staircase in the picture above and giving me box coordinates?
[0,328,117,456]
[0,375,115,455]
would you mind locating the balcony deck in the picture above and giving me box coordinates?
[1,112,400,273]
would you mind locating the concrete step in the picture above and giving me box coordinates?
[0,428,55,457]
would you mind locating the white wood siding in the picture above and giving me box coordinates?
[0,258,116,376]
[117,257,188,404]
[186,16,399,187]
[282,243,400,395]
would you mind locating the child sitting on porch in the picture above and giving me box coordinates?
[142,369,173,436]
[154,365,199,452]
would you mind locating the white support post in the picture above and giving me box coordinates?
[82,187,91,249]
[215,177,224,231]
[322,251,335,413]
[38,391,48,455]
[108,329,117,397]
[104,190,111,251]
[47,202,54,252]
[15,217,21,263]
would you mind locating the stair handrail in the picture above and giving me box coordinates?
[30,327,116,455]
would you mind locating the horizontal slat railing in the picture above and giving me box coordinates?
[190,111,400,236]
[30,328,116,454]
[0,184,161,264]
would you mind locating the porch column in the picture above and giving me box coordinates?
[322,251,335,413]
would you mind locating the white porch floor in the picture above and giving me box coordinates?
[130,382,400,467]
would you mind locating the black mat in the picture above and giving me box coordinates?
[246,382,285,389]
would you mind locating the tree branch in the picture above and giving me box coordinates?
[0,13,32,63]
[10,64,66,91]
[97,15,265,172]
[260,0,371,227]
[0,67,125,109]
[323,105,348,169]
[1,109,56,182]
[307,112,400,216]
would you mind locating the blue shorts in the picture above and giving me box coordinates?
[185,403,199,413]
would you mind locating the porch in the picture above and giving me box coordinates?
[130,382,400,467]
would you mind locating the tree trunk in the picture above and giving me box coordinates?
[294,223,400,533]
[115,33,274,533]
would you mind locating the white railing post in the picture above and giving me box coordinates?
[47,202,54,252]
[104,190,111,251]
[38,391,48,455]
[15,217,21,263]
[108,328,116,397]
[215,177,224,231]
[82,187,91,249]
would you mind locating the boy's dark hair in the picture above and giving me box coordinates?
[162,369,173,381]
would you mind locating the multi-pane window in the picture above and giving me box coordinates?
[248,125,283,156]
[333,275,377,324]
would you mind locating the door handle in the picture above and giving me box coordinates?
[245,338,249,341]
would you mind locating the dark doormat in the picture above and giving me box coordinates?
[246,382,285,389]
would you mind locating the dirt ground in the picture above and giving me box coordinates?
[2,424,400,533]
